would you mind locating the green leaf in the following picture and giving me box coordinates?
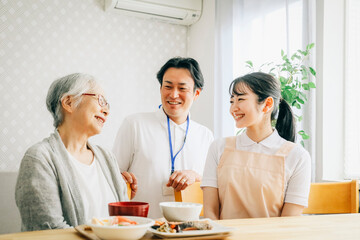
[282,55,289,62]
[300,140,305,147]
[302,83,310,90]
[302,134,310,140]
[307,43,315,50]
[291,53,301,61]
[296,97,305,104]
[282,90,291,103]
[245,60,253,67]
[298,115,303,122]
[298,130,310,140]
[286,65,294,73]
[309,67,316,76]
[301,68,308,79]
[297,50,305,56]
[281,49,284,56]
[308,82,316,88]
[299,92,308,101]
[279,76,287,84]
[294,102,301,109]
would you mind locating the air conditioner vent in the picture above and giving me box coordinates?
[105,0,202,25]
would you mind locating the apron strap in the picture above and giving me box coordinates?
[224,137,236,149]
[275,141,296,157]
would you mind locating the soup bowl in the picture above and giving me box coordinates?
[108,201,149,217]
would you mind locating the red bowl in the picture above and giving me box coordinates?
[108,202,149,217]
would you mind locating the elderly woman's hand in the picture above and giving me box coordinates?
[166,170,201,192]
[121,172,137,199]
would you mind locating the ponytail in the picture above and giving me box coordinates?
[275,99,296,142]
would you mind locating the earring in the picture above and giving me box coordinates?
[263,107,268,112]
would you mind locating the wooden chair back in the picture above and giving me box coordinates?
[302,180,359,214]
[174,182,204,216]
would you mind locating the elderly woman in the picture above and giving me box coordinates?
[15,73,128,231]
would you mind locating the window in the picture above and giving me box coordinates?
[215,0,316,178]
[344,0,360,179]
[235,0,304,76]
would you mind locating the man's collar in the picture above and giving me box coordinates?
[156,108,190,131]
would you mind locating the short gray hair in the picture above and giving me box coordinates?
[46,73,98,128]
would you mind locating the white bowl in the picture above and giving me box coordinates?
[87,216,154,240]
[159,202,202,222]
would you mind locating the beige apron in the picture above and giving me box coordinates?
[217,136,295,219]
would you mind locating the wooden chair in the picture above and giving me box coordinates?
[174,182,204,216]
[302,180,359,214]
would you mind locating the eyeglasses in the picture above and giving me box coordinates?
[82,93,110,109]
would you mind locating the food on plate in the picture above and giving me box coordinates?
[92,216,138,226]
[152,220,213,233]
[92,217,105,226]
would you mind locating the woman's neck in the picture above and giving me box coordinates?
[246,121,274,143]
[57,123,89,154]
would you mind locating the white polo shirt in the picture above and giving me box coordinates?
[201,130,311,207]
[113,109,214,218]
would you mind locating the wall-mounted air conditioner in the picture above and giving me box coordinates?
[104,0,202,26]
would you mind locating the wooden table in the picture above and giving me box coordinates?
[1,214,360,240]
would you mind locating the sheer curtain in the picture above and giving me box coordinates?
[214,0,316,180]
[344,0,360,179]
[214,0,239,139]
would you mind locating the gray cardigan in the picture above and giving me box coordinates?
[15,130,128,231]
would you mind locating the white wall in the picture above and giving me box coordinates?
[0,0,207,234]
[188,0,216,131]
[0,0,188,172]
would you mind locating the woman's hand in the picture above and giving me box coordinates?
[121,171,137,199]
[166,170,201,192]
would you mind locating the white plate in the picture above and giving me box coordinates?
[148,219,235,238]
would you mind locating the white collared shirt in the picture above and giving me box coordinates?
[113,109,214,218]
[201,130,311,207]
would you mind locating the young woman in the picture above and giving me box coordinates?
[201,72,311,220]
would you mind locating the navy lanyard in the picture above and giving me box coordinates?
[167,115,190,174]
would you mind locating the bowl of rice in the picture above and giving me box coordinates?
[159,202,203,222]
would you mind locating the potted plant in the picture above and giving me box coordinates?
[245,43,316,146]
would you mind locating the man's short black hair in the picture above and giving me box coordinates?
[156,57,204,90]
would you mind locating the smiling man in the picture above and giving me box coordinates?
[113,57,214,218]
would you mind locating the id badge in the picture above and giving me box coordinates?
[162,181,174,196]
